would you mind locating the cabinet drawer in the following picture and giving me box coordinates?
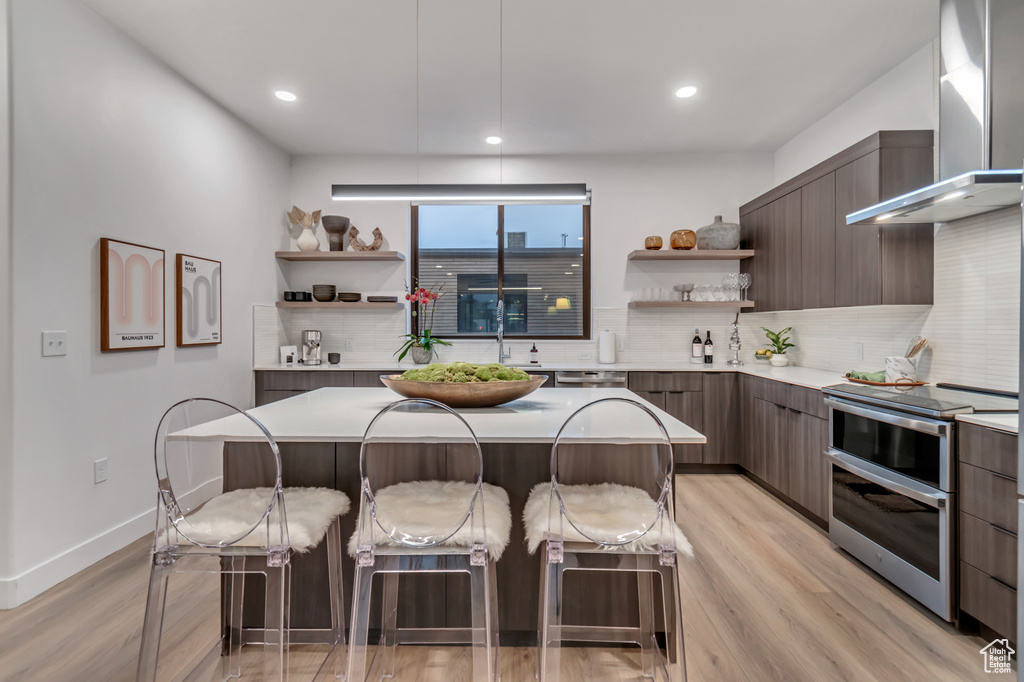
[351,371,388,387]
[257,389,308,406]
[787,385,828,420]
[959,423,1017,479]
[960,561,1017,640]
[258,370,354,391]
[959,511,1016,588]
[959,463,1017,532]
[627,372,702,392]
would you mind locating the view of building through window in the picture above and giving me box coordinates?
[414,204,589,338]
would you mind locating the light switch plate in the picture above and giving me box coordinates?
[42,331,68,357]
[578,352,593,361]
[345,338,355,352]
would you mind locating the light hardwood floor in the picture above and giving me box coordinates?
[0,475,1006,681]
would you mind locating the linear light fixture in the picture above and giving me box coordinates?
[331,183,589,203]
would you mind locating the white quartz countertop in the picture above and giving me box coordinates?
[191,387,707,444]
[254,362,850,391]
[956,413,1019,434]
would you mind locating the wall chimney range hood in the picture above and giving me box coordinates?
[848,0,1023,226]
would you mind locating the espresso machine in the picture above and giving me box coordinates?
[301,330,322,365]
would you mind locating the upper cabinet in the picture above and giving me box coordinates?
[740,131,934,312]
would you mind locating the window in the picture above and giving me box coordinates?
[411,203,590,339]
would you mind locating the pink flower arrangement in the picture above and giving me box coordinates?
[396,282,451,361]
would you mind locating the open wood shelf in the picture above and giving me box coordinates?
[628,300,756,309]
[627,249,754,261]
[275,301,404,310]
[275,251,405,262]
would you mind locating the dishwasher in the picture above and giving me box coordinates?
[554,371,628,388]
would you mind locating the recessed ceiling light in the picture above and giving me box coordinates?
[485,136,502,145]
[675,86,698,99]
[275,90,297,102]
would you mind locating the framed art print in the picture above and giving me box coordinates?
[175,253,222,347]
[100,238,165,352]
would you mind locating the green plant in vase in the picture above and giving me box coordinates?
[762,326,795,367]
[396,282,452,363]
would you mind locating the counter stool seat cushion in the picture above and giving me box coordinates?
[347,480,512,560]
[161,487,350,553]
[523,482,693,556]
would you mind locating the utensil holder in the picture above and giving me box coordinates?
[884,356,918,383]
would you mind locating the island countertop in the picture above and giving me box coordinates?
[223,386,707,444]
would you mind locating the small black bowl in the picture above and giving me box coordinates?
[328,353,341,364]
[283,291,295,301]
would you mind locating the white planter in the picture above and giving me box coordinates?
[296,225,321,252]
[769,354,790,367]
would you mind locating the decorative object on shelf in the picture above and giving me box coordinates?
[349,225,384,251]
[673,283,695,301]
[367,296,398,303]
[100,238,165,352]
[739,272,751,300]
[762,326,795,367]
[312,284,337,302]
[726,312,743,367]
[643,236,663,250]
[175,253,221,347]
[337,292,361,302]
[696,215,740,250]
[670,229,697,250]
[321,215,351,251]
[287,206,322,252]
[396,282,451,363]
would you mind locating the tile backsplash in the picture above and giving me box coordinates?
[255,207,1020,392]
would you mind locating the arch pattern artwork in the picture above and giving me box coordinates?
[175,253,222,346]
[100,238,165,351]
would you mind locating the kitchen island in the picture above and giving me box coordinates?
[221,387,705,643]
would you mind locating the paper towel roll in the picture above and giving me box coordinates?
[598,330,616,364]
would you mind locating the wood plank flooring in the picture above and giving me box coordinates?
[0,475,1006,681]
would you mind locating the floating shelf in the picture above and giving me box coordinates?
[628,301,756,310]
[275,251,405,262]
[627,249,754,261]
[275,301,404,310]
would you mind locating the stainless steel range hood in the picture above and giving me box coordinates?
[848,0,1024,226]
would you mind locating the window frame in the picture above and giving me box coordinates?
[410,203,591,341]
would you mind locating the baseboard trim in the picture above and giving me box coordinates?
[0,477,221,609]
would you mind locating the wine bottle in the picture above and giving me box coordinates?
[691,328,703,364]
[704,330,714,364]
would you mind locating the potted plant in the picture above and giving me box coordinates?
[396,282,452,364]
[762,327,795,367]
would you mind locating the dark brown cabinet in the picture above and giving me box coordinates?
[255,370,387,405]
[627,373,703,464]
[957,422,1018,640]
[741,131,933,312]
[702,373,739,464]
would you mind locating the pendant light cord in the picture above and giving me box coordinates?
[499,0,503,184]
[415,0,420,184]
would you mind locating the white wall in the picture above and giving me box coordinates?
[0,0,13,605]
[1,0,289,607]
[773,41,937,185]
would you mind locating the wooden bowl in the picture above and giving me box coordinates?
[379,374,548,408]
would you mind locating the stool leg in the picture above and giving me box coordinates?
[469,562,498,682]
[659,564,687,682]
[488,562,501,681]
[380,573,400,679]
[325,519,346,679]
[538,549,563,682]
[263,563,290,681]
[136,562,171,682]
[347,564,375,682]
[637,567,656,679]
[224,556,245,680]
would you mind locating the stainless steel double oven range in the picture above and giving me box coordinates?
[821,383,1017,621]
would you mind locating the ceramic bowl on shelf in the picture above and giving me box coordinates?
[337,292,361,302]
[379,374,548,408]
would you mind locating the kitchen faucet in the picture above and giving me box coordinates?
[497,300,512,363]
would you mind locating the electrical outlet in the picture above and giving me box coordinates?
[853,342,864,361]
[578,352,593,361]
[616,336,627,352]
[94,458,109,484]
[42,331,68,357]
[345,338,354,352]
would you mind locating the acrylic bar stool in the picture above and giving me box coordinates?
[523,397,693,681]
[137,398,350,681]
[346,398,510,682]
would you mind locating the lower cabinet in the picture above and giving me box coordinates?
[702,373,739,464]
[628,373,703,465]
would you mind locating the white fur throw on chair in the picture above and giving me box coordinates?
[523,482,693,557]
[347,480,512,561]
[162,487,350,553]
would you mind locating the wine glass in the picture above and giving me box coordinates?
[739,273,751,301]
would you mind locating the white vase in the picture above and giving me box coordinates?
[770,354,790,367]
[296,225,320,252]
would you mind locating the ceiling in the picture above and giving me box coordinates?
[78,0,939,157]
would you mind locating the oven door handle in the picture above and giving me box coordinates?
[825,449,947,509]
[823,397,949,436]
